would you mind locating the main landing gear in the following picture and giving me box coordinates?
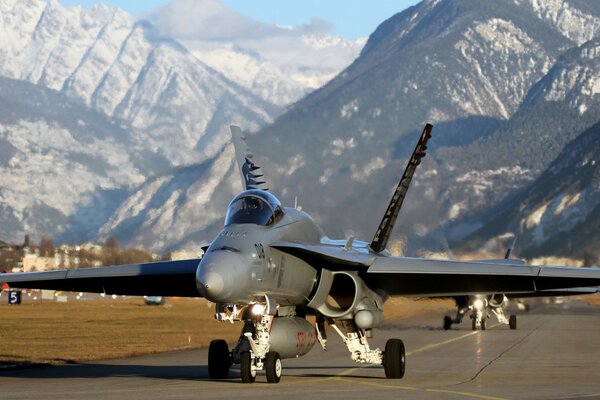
[443,303,518,330]
[208,305,406,383]
[328,319,405,379]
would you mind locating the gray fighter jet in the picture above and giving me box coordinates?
[2,124,600,384]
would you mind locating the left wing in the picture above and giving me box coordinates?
[272,242,600,297]
[0,259,201,297]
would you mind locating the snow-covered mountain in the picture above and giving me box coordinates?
[146,0,365,106]
[0,0,278,166]
[93,0,600,254]
[243,0,600,256]
[450,36,600,257]
[2,0,599,257]
[95,145,241,251]
[0,76,162,243]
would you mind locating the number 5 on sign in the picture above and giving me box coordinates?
[8,290,21,305]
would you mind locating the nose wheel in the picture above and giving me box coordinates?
[240,352,257,383]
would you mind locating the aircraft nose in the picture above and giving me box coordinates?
[200,270,224,298]
[196,251,245,302]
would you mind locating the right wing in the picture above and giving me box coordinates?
[272,242,600,297]
[0,259,201,297]
[367,255,600,296]
[511,287,600,298]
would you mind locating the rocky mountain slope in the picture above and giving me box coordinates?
[0,0,277,166]
[0,0,280,246]
[0,76,160,243]
[241,0,600,255]
[459,121,600,260]
[2,0,599,257]
[146,0,365,106]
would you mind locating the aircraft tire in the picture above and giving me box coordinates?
[443,316,452,330]
[509,315,517,330]
[481,318,486,330]
[240,352,256,383]
[265,351,282,383]
[471,318,477,331]
[383,338,405,379]
[208,339,230,379]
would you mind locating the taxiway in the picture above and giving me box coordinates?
[1,300,599,400]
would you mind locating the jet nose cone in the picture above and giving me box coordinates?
[196,251,245,302]
[199,270,224,298]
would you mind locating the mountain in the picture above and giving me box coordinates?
[438,36,600,240]
[94,145,241,252]
[145,0,365,106]
[91,0,600,254]
[0,76,162,243]
[3,0,599,256]
[245,0,600,254]
[0,0,278,166]
[0,0,282,245]
[459,121,600,260]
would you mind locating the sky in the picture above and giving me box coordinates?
[57,0,420,40]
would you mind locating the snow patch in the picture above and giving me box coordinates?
[351,157,385,181]
[340,100,359,119]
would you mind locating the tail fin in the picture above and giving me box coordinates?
[230,125,269,191]
[370,124,433,253]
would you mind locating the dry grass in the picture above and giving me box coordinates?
[0,297,239,364]
[583,294,600,306]
[383,297,454,320]
[0,296,453,365]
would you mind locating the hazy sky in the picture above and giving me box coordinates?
[57,0,420,39]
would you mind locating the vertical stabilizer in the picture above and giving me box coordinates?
[230,125,269,191]
[370,124,433,253]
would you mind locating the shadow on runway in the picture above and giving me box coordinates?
[0,362,390,382]
[0,363,209,380]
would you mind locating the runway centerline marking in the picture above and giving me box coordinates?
[406,323,502,356]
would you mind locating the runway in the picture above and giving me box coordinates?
[1,300,599,400]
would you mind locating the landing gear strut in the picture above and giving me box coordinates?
[330,320,405,379]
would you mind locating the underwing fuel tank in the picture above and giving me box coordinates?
[269,316,317,359]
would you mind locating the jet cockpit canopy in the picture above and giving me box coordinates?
[225,189,284,227]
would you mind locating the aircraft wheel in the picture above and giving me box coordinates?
[481,318,486,330]
[208,339,230,379]
[443,316,453,330]
[240,352,256,383]
[383,338,405,379]
[471,318,477,331]
[265,351,282,383]
[509,315,517,330]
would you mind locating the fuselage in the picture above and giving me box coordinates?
[196,190,324,305]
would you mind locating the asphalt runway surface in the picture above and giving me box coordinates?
[1,300,599,400]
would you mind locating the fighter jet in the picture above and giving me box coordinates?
[443,287,600,331]
[2,124,600,384]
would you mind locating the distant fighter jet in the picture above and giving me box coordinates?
[2,124,600,384]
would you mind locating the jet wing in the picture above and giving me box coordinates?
[272,242,600,297]
[510,287,600,298]
[367,256,600,296]
[0,259,201,297]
